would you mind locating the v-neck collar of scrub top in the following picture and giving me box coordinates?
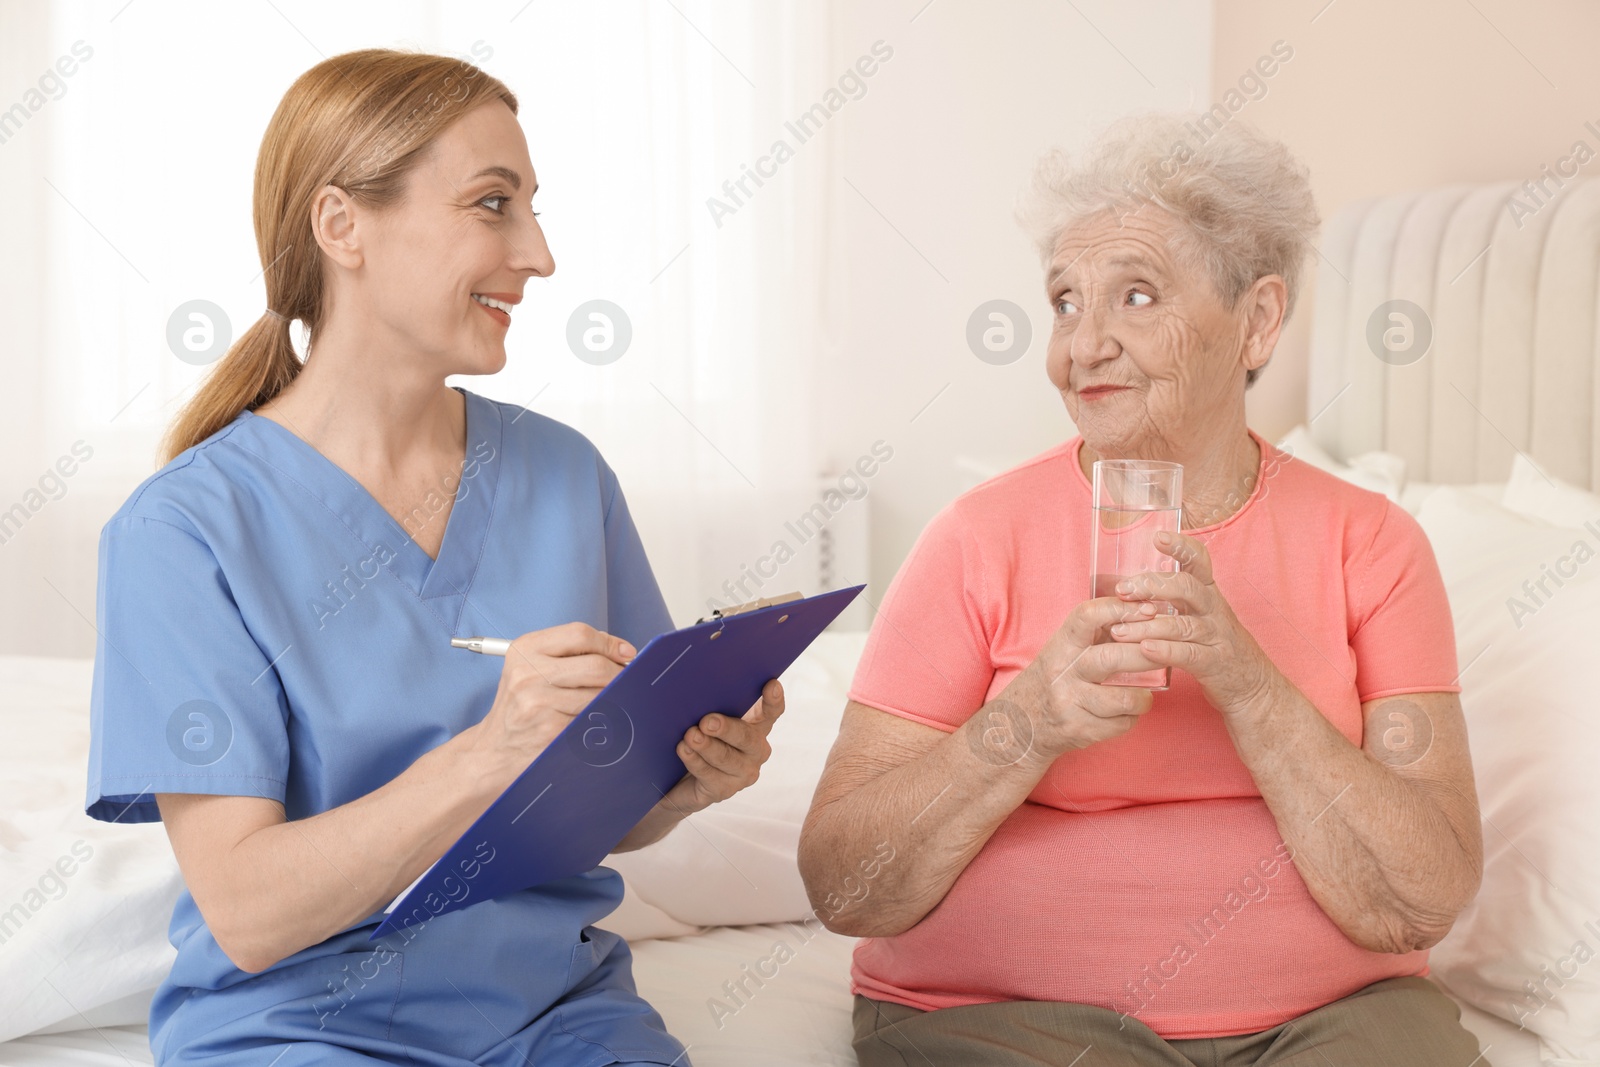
[233,385,503,610]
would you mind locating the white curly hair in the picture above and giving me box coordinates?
[1018,112,1320,387]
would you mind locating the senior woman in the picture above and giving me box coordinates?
[85,50,781,1065]
[798,113,1487,1067]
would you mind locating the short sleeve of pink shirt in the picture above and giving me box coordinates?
[1347,501,1460,701]
[847,497,994,731]
[843,430,1461,1039]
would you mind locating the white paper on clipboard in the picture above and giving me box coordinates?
[385,860,438,914]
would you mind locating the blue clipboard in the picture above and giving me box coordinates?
[371,583,865,939]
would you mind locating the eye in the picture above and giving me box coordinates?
[1055,295,1079,315]
[477,194,541,219]
[1126,289,1153,308]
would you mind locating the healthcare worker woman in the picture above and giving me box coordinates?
[83,49,783,1066]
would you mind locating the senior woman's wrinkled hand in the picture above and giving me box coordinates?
[1106,530,1280,718]
[1000,596,1171,761]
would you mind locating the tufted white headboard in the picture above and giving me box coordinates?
[1308,179,1600,491]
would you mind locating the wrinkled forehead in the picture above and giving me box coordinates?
[1046,205,1187,290]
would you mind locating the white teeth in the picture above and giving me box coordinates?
[471,294,513,314]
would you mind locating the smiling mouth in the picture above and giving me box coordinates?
[470,292,514,328]
[1078,385,1130,398]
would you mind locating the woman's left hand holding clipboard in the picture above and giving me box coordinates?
[608,681,784,857]
[614,679,786,852]
[667,678,786,812]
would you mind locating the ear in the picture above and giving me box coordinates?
[309,184,364,270]
[1239,274,1287,375]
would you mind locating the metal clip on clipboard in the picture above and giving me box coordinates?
[695,591,804,626]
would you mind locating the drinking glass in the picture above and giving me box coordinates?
[1090,459,1183,690]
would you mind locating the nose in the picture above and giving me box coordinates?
[1070,304,1119,370]
[512,215,556,279]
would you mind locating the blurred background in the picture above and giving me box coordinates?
[2,0,1596,656]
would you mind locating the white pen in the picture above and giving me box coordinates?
[450,636,512,656]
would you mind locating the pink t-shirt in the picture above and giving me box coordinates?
[846,429,1461,1039]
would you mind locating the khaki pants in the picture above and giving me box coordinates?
[853,977,1491,1067]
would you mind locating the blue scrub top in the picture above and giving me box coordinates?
[85,387,691,1066]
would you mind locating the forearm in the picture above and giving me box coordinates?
[226,725,518,971]
[798,709,1049,938]
[610,795,693,853]
[1227,676,1479,952]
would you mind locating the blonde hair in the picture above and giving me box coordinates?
[158,49,517,465]
[1017,112,1319,387]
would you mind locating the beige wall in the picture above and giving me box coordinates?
[1216,0,1600,441]
[825,0,1213,595]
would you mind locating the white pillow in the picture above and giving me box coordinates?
[602,630,865,928]
[1415,488,1600,1065]
[0,657,184,1044]
[1274,424,1407,502]
[595,880,706,942]
[1397,480,1506,518]
[1270,424,1511,517]
[1502,452,1600,529]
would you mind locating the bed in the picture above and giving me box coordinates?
[4,178,1599,1065]
[0,627,1569,1067]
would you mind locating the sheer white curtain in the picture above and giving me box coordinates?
[0,0,830,655]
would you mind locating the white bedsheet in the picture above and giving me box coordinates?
[0,923,1541,1066]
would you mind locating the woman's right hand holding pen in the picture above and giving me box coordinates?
[466,622,638,781]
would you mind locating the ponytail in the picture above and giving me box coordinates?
[158,312,301,466]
